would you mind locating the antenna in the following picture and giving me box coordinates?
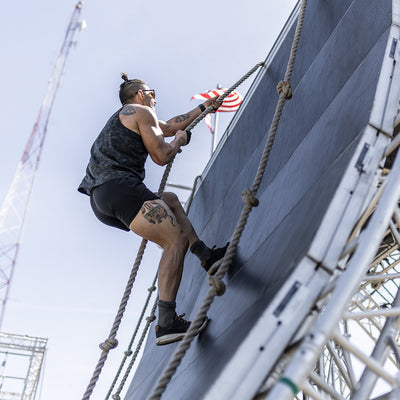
[0,1,84,329]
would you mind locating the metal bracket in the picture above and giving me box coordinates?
[355,143,371,173]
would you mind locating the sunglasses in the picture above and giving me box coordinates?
[141,89,156,99]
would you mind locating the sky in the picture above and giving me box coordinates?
[0,1,298,399]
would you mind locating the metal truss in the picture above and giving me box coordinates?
[261,114,400,400]
[252,2,400,399]
[0,332,47,400]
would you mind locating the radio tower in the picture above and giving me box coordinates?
[0,1,85,329]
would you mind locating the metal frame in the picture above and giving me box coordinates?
[265,2,400,398]
[0,332,47,400]
[204,1,400,400]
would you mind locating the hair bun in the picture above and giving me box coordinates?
[121,72,129,82]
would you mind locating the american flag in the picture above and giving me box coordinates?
[192,88,243,112]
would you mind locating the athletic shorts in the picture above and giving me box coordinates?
[90,176,159,231]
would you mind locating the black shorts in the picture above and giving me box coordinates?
[90,176,159,231]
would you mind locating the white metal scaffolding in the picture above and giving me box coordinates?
[0,332,47,400]
[265,6,400,400]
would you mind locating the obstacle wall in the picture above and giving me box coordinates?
[126,0,393,398]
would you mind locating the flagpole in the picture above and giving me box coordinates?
[211,83,222,154]
[210,115,214,156]
[212,112,219,154]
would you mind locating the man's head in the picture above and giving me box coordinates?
[119,73,156,109]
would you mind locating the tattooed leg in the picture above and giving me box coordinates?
[129,199,189,302]
[141,200,176,226]
[161,192,199,247]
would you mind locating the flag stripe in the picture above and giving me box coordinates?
[192,88,243,113]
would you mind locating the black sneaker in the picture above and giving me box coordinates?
[155,313,209,346]
[201,243,229,274]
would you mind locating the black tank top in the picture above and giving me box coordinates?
[78,109,148,195]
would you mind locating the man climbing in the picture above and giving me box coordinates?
[78,74,228,345]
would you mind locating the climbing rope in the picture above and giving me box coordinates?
[82,240,148,400]
[105,274,158,400]
[147,1,308,398]
[157,61,264,196]
[81,61,264,400]
[108,175,202,399]
[111,297,159,400]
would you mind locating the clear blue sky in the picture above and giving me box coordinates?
[0,1,297,399]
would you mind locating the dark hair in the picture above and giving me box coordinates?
[119,73,147,105]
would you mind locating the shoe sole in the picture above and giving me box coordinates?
[156,317,209,346]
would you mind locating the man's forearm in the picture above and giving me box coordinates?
[166,105,204,133]
[159,135,186,165]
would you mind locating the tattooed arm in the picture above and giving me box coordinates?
[132,105,188,166]
[159,97,221,137]
[159,107,201,137]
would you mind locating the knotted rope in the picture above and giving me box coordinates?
[111,297,159,400]
[148,1,307,398]
[208,276,226,296]
[157,61,264,195]
[104,275,158,400]
[81,239,148,400]
[107,174,203,399]
[276,80,292,100]
[81,60,264,400]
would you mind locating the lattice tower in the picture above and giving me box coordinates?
[0,1,84,328]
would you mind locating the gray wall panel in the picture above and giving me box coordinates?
[128,131,362,400]
[188,0,391,237]
[193,28,388,269]
[266,0,391,187]
[125,1,393,399]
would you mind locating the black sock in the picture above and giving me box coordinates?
[190,240,211,262]
[158,300,176,328]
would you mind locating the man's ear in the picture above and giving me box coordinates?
[137,89,144,100]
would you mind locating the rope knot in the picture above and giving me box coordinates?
[208,276,226,296]
[146,315,156,323]
[112,395,121,400]
[242,189,259,207]
[124,350,133,356]
[148,285,156,292]
[276,80,292,99]
[99,337,118,351]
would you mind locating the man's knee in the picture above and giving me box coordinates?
[161,192,180,210]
